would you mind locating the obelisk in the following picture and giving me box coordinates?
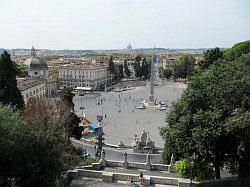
[149,55,155,104]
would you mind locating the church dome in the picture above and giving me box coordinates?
[24,46,48,70]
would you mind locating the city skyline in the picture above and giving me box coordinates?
[0,0,249,50]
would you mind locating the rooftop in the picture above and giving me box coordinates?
[59,62,108,70]
[17,78,45,91]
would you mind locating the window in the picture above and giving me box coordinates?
[34,72,38,75]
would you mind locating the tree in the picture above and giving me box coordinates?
[135,54,142,63]
[124,60,131,78]
[133,62,142,78]
[174,54,195,79]
[118,64,124,80]
[60,87,75,110]
[223,40,250,61]
[63,111,82,139]
[24,97,82,140]
[14,62,28,77]
[199,47,223,69]
[159,66,172,79]
[160,53,250,180]
[108,56,115,74]
[141,57,150,80]
[0,51,24,109]
[0,104,80,187]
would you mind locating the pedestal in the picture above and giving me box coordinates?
[145,163,151,171]
[122,161,129,169]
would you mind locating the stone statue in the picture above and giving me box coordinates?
[134,134,138,141]
[141,129,147,147]
[170,154,174,166]
[146,138,155,149]
[124,151,128,163]
[118,141,124,147]
[146,153,150,164]
[102,149,106,159]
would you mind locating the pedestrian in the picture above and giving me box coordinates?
[139,172,144,184]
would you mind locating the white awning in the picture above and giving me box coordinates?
[75,86,92,91]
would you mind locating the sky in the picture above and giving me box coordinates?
[0,0,249,50]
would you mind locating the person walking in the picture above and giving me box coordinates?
[139,172,143,184]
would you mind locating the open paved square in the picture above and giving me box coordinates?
[73,82,185,147]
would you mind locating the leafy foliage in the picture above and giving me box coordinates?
[0,51,24,109]
[132,56,150,80]
[23,97,82,140]
[159,66,172,79]
[199,47,223,69]
[141,57,150,80]
[118,64,124,80]
[124,60,131,78]
[60,87,75,110]
[14,62,28,77]
[161,48,250,180]
[0,104,80,187]
[223,40,250,61]
[175,159,191,178]
[108,56,115,74]
[174,54,195,79]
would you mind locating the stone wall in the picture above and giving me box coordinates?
[105,160,122,167]
[66,169,181,186]
[191,177,250,187]
[106,159,171,171]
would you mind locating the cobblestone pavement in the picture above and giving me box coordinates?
[73,82,185,148]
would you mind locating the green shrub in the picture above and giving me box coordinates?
[174,159,191,178]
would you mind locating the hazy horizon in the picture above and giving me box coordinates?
[0,0,249,50]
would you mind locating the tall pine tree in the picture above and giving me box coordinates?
[124,60,131,78]
[142,57,150,80]
[108,56,115,74]
[0,51,24,109]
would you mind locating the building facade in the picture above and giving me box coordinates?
[17,46,58,104]
[58,62,114,90]
[162,55,179,72]
[23,46,48,79]
[17,78,46,104]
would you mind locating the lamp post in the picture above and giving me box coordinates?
[80,97,85,118]
[95,115,105,158]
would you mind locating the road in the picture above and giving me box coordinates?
[72,139,162,164]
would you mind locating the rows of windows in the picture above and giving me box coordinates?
[24,86,45,98]
[59,69,106,75]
